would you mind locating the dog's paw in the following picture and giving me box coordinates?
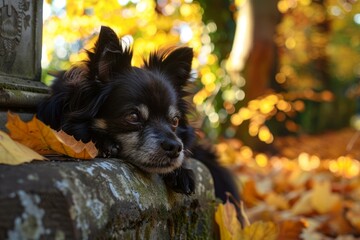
[162,167,196,195]
[99,142,121,158]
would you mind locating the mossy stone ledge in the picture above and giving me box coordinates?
[0,158,216,239]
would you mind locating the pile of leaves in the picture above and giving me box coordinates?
[217,129,360,239]
[0,112,97,164]
[215,200,279,239]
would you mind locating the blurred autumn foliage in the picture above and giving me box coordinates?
[42,0,360,143]
[275,0,359,135]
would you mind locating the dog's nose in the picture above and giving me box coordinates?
[161,139,182,158]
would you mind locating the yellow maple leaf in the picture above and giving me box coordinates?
[311,180,341,214]
[215,200,242,240]
[0,131,46,165]
[265,192,289,210]
[215,200,278,240]
[291,191,313,215]
[6,112,98,159]
[239,221,279,240]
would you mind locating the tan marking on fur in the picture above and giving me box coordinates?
[93,119,107,130]
[138,104,149,120]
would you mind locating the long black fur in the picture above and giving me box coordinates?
[38,26,240,203]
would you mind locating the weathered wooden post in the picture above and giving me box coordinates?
[0,1,216,239]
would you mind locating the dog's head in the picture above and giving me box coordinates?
[83,26,195,173]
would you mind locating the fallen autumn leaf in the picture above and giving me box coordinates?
[0,131,46,165]
[215,200,242,240]
[6,112,98,159]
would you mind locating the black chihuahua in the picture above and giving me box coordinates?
[38,26,240,201]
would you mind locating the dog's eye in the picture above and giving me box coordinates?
[125,112,140,123]
[171,116,180,128]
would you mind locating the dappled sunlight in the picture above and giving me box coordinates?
[42,0,212,75]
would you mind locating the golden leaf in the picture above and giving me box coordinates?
[0,131,46,165]
[6,112,55,155]
[6,112,98,159]
[239,221,279,240]
[215,200,242,240]
[265,192,289,210]
[291,191,313,215]
[215,201,278,240]
[277,220,306,240]
[54,130,99,159]
[311,180,340,214]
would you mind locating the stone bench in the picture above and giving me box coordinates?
[0,158,215,239]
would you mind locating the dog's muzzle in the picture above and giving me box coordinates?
[161,139,183,158]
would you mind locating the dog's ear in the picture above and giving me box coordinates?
[145,47,193,87]
[87,26,133,82]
